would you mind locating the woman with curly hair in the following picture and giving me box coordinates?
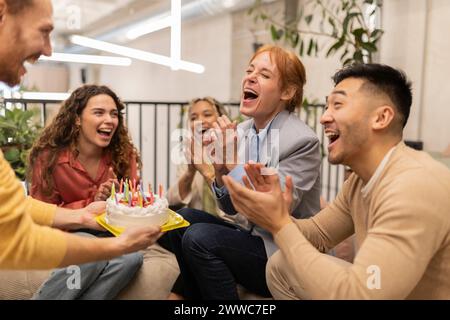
[28,84,141,208]
[26,85,144,300]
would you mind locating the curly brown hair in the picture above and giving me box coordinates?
[27,85,141,196]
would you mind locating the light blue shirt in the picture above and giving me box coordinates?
[212,116,276,197]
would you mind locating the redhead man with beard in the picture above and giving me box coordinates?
[0,0,162,270]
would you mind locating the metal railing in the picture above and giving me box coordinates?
[3,98,344,201]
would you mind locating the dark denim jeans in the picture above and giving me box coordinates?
[159,208,271,300]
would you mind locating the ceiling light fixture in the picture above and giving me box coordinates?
[70,35,205,74]
[21,92,71,101]
[70,0,204,74]
[126,15,172,40]
[171,0,181,70]
[39,52,132,66]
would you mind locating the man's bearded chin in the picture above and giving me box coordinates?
[0,66,21,87]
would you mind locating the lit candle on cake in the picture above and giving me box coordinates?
[119,179,123,194]
[148,183,154,205]
[139,194,143,208]
[111,183,116,199]
[139,183,145,206]
[124,182,129,201]
[158,184,163,198]
[128,179,133,193]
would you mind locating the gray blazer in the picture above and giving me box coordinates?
[215,110,322,257]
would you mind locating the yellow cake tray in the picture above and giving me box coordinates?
[95,209,190,237]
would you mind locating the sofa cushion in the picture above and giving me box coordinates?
[0,269,50,299]
[117,244,179,299]
[0,244,179,300]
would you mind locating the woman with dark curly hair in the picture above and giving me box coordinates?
[28,84,141,208]
[26,85,144,300]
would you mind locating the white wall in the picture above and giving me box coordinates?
[24,63,69,92]
[231,0,450,152]
[380,0,450,151]
[97,14,233,102]
[20,0,450,189]
[419,0,450,152]
[97,13,233,188]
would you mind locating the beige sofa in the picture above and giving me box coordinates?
[0,243,264,300]
[0,244,180,300]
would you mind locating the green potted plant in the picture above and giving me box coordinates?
[0,106,42,181]
[249,0,383,65]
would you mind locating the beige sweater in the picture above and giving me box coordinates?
[274,143,450,299]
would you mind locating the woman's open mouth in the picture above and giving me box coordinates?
[242,88,259,105]
[97,128,113,139]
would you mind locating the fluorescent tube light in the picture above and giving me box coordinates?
[70,35,205,74]
[171,0,181,70]
[126,15,172,40]
[21,92,71,101]
[39,53,132,66]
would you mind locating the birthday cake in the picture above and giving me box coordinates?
[105,182,169,228]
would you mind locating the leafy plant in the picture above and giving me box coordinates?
[249,0,383,65]
[0,106,42,180]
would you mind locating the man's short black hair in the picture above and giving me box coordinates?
[332,63,413,128]
[6,0,34,15]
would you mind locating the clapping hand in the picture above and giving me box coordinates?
[210,115,238,174]
[184,135,215,184]
[222,163,293,235]
[242,162,293,210]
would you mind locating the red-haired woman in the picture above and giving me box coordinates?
[161,45,322,299]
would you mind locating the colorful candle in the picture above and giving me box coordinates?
[139,183,145,206]
[128,179,133,193]
[119,179,123,194]
[124,182,129,201]
[111,183,116,199]
[114,193,118,204]
[158,184,163,198]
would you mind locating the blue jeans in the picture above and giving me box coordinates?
[32,232,143,300]
[159,208,271,300]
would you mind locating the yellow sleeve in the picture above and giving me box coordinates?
[25,196,57,226]
[0,151,67,270]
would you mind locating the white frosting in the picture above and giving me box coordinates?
[106,193,169,228]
